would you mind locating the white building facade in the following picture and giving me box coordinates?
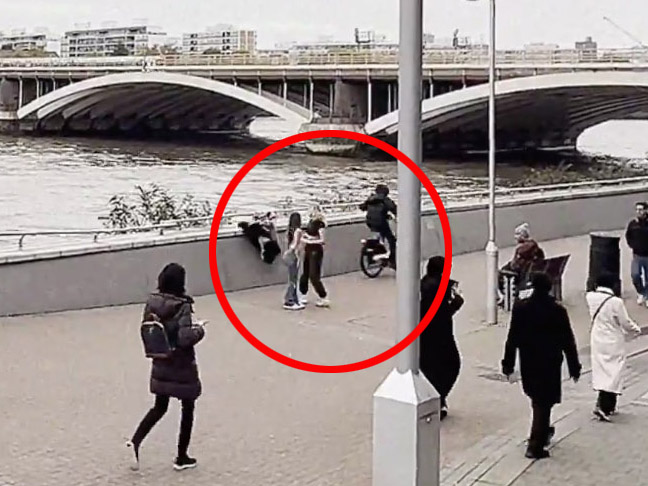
[182,25,257,55]
[61,23,168,57]
[0,29,60,54]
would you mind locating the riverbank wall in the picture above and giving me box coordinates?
[1,182,646,317]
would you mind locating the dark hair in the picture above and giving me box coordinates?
[636,202,647,209]
[287,212,302,245]
[595,271,617,290]
[426,255,445,277]
[530,271,552,294]
[376,184,390,196]
[157,262,186,297]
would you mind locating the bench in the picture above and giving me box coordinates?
[500,254,571,311]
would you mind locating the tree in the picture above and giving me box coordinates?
[144,44,180,56]
[202,48,222,55]
[110,43,130,56]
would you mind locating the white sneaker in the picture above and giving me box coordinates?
[283,302,305,311]
[316,297,330,308]
[637,295,646,305]
[125,441,139,471]
[298,293,308,305]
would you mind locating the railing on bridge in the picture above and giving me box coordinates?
[2,47,648,69]
[2,175,648,252]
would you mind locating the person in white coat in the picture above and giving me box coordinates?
[586,272,642,422]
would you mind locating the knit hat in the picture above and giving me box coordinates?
[514,222,531,240]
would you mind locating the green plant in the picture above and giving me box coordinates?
[102,184,213,229]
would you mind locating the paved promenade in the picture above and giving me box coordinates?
[1,232,648,485]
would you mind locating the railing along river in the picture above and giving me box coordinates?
[2,176,648,253]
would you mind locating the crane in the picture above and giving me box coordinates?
[603,16,647,49]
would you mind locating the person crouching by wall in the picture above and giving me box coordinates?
[419,256,464,420]
[299,206,330,308]
[283,212,305,310]
[501,271,581,460]
[127,263,206,472]
[586,271,641,422]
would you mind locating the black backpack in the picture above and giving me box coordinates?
[140,317,174,359]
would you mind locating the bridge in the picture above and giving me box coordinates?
[2,48,648,153]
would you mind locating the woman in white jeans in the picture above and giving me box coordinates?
[283,212,304,310]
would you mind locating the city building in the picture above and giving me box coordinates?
[0,28,60,55]
[575,36,598,59]
[182,25,257,55]
[61,22,168,57]
[575,36,598,51]
[275,30,398,55]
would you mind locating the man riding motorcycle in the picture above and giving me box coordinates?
[359,184,398,267]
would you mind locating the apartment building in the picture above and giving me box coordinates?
[0,29,59,54]
[61,23,168,57]
[182,25,257,55]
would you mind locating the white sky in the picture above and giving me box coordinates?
[2,0,648,49]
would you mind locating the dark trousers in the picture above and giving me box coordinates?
[597,390,618,415]
[299,246,327,298]
[378,223,396,264]
[132,394,195,458]
[528,401,553,453]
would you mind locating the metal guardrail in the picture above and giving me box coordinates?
[1,47,648,69]
[2,175,648,251]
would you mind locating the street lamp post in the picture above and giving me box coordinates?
[372,0,440,485]
[468,0,499,325]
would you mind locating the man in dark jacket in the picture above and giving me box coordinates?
[625,201,648,306]
[359,184,397,266]
[502,272,581,460]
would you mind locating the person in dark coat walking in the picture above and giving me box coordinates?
[126,263,206,472]
[419,256,464,420]
[501,272,581,459]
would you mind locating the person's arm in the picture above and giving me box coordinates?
[448,283,464,315]
[306,228,325,245]
[501,303,521,376]
[386,197,397,216]
[626,221,635,249]
[359,199,368,211]
[176,302,205,348]
[559,307,582,381]
[289,228,302,251]
[614,298,642,338]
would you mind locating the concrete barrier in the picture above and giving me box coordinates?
[1,185,646,317]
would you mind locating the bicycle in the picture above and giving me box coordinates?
[360,231,395,278]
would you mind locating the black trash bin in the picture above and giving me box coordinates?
[586,232,621,296]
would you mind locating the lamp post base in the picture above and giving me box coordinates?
[486,240,499,325]
[372,368,440,486]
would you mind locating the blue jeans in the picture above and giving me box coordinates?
[631,255,648,297]
[283,251,300,305]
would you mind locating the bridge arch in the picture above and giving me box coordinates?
[18,71,309,133]
[365,71,648,152]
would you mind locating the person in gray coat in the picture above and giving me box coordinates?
[126,263,205,472]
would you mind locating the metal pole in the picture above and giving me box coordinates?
[367,78,373,121]
[373,0,439,484]
[396,0,422,375]
[485,0,499,325]
[309,78,315,121]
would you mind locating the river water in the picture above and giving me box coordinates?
[1,119,648,250]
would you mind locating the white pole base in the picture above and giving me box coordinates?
[372,368,440,486]
[485,240,499,325]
